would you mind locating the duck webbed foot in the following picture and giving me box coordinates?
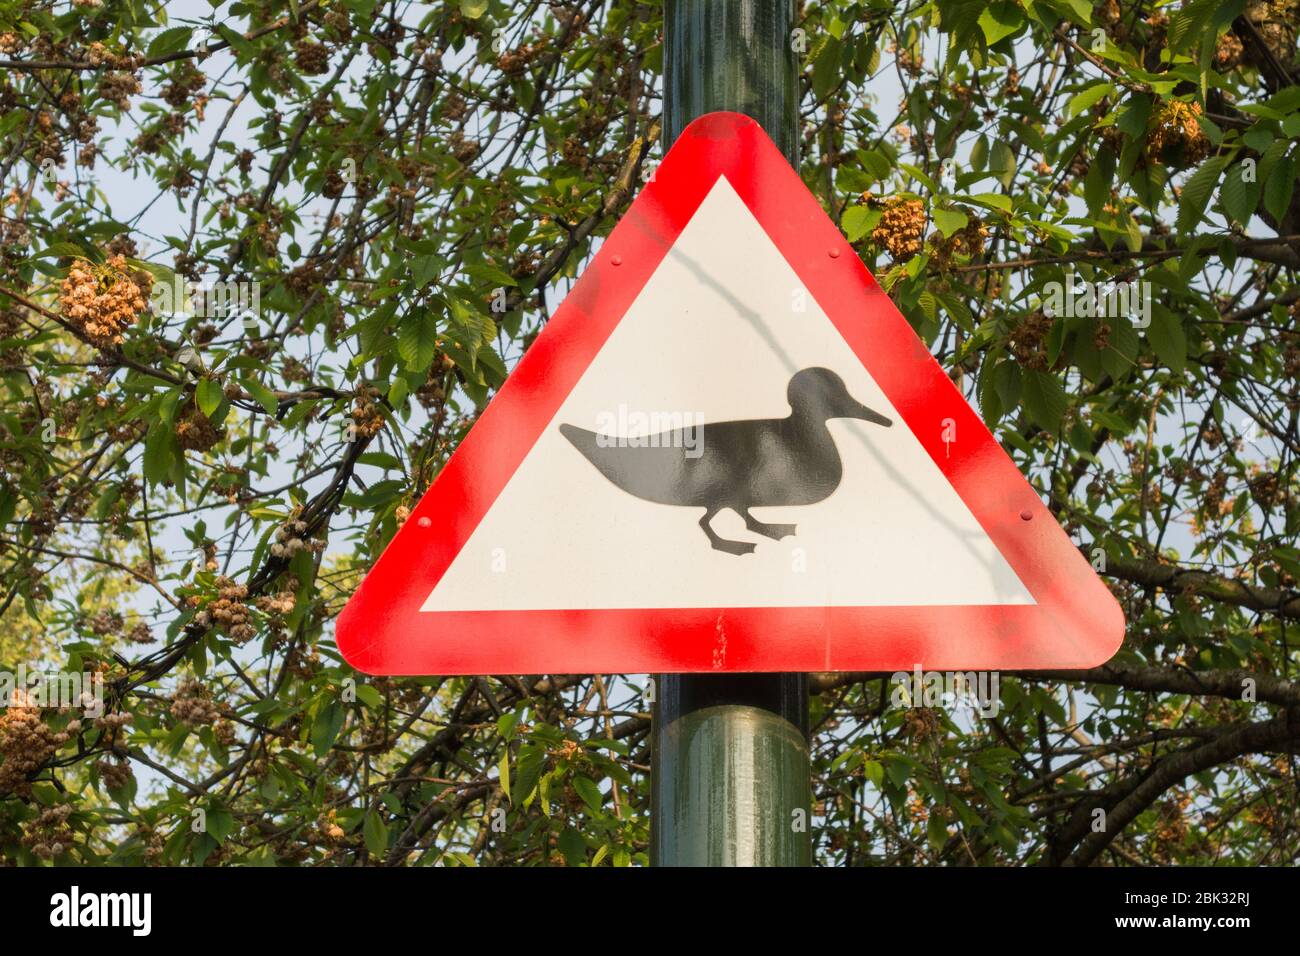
[740,509,797,541]
[699,509,756,556]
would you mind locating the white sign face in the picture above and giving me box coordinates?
[422,177,1033,612]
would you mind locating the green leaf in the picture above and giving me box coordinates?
[1053,0,1093,24]
[1176,155,1229,233]
[978,2,1024,44]
[498,752,511,803]
[213,23,256,60]
[142,423,178,486]
[35,242,90,260]
[127,258,177,289]
[842,205,879,242]
[572,775,603,812]
[1021,370,1068,433]
[357,451,403,470]
[311,700,345,757]
[239,377,278,416]
[993,359,1022,410]
[932,207,969,237]
[862,759,884,787]
[363,811,388,856]
[1116,95,1152,139]
[900,163,939,193]
[961,192,1013,213]
[812,37,843,102]
[1167,0,1220,53]
[928,813,949,851]
[196,378,223,417]
[1067,82,1112,118]
[206,806,235,844]
[1219,162,1261,224]
[513,743,545,806]
[406,310,440,371]
[989,141,1016,187]
[1262,155,1296,222]
[557,828,587,866]
[1146,309,1187,373]
[1084,154,1113,218]
[462,262,517,288]
[412,255,440,288]
[355,684,383,709]
[496,711,520,739]
[147,26,193,58]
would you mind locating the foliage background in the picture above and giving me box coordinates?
[0,0,1297,865]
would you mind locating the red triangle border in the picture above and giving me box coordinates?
[337,111,1124,675]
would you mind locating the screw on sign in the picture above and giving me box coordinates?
[335,112,1124,677]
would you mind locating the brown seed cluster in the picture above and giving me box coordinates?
[1243,0,1299,71]
[929,219,989,269]
[319,809,346,843]
[162,63,206,109]
[1146,101,1210,165]
[1203,471,1231,520]
[1283,330,1300,379]
[287,261,324,299]
[295,40,331,75]
[449,130,480,164]
[416,375,447,409]
[96,711,132,733]
[497,39,549,75]
[169,678,222,728]
[89,609,123,636]
[83,41,141,70]
[22,804,74,859]
[281,356,312,384]
[1214,32,1244,70]
[323,7,353,41]
[1009,311,1053,371]
[547,739,583,763]
[175,399,224,452]
[271,517,323,560]
[561,135,588,168]
[0,694,76,796]
[58,254,152,349]
[1093,320,1112,351]
[888,40,923,77]
[323,167,347,198]
[96,757,134,791]
[870,198,926,261]
[194,577,256,643]
[99,71,142,110]
[903,706,941,739]
[1247,468,1283,508]
[351,386,385,438]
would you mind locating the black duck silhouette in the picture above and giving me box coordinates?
[559,367,893,555]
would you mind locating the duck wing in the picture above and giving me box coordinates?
[559,423,702,506]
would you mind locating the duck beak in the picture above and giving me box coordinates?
[849,400,892,427]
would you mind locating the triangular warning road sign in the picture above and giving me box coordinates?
[337,111,1124,676]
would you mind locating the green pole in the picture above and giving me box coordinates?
[651,0,811,868]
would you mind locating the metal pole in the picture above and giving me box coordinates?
[651,0,811,868]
